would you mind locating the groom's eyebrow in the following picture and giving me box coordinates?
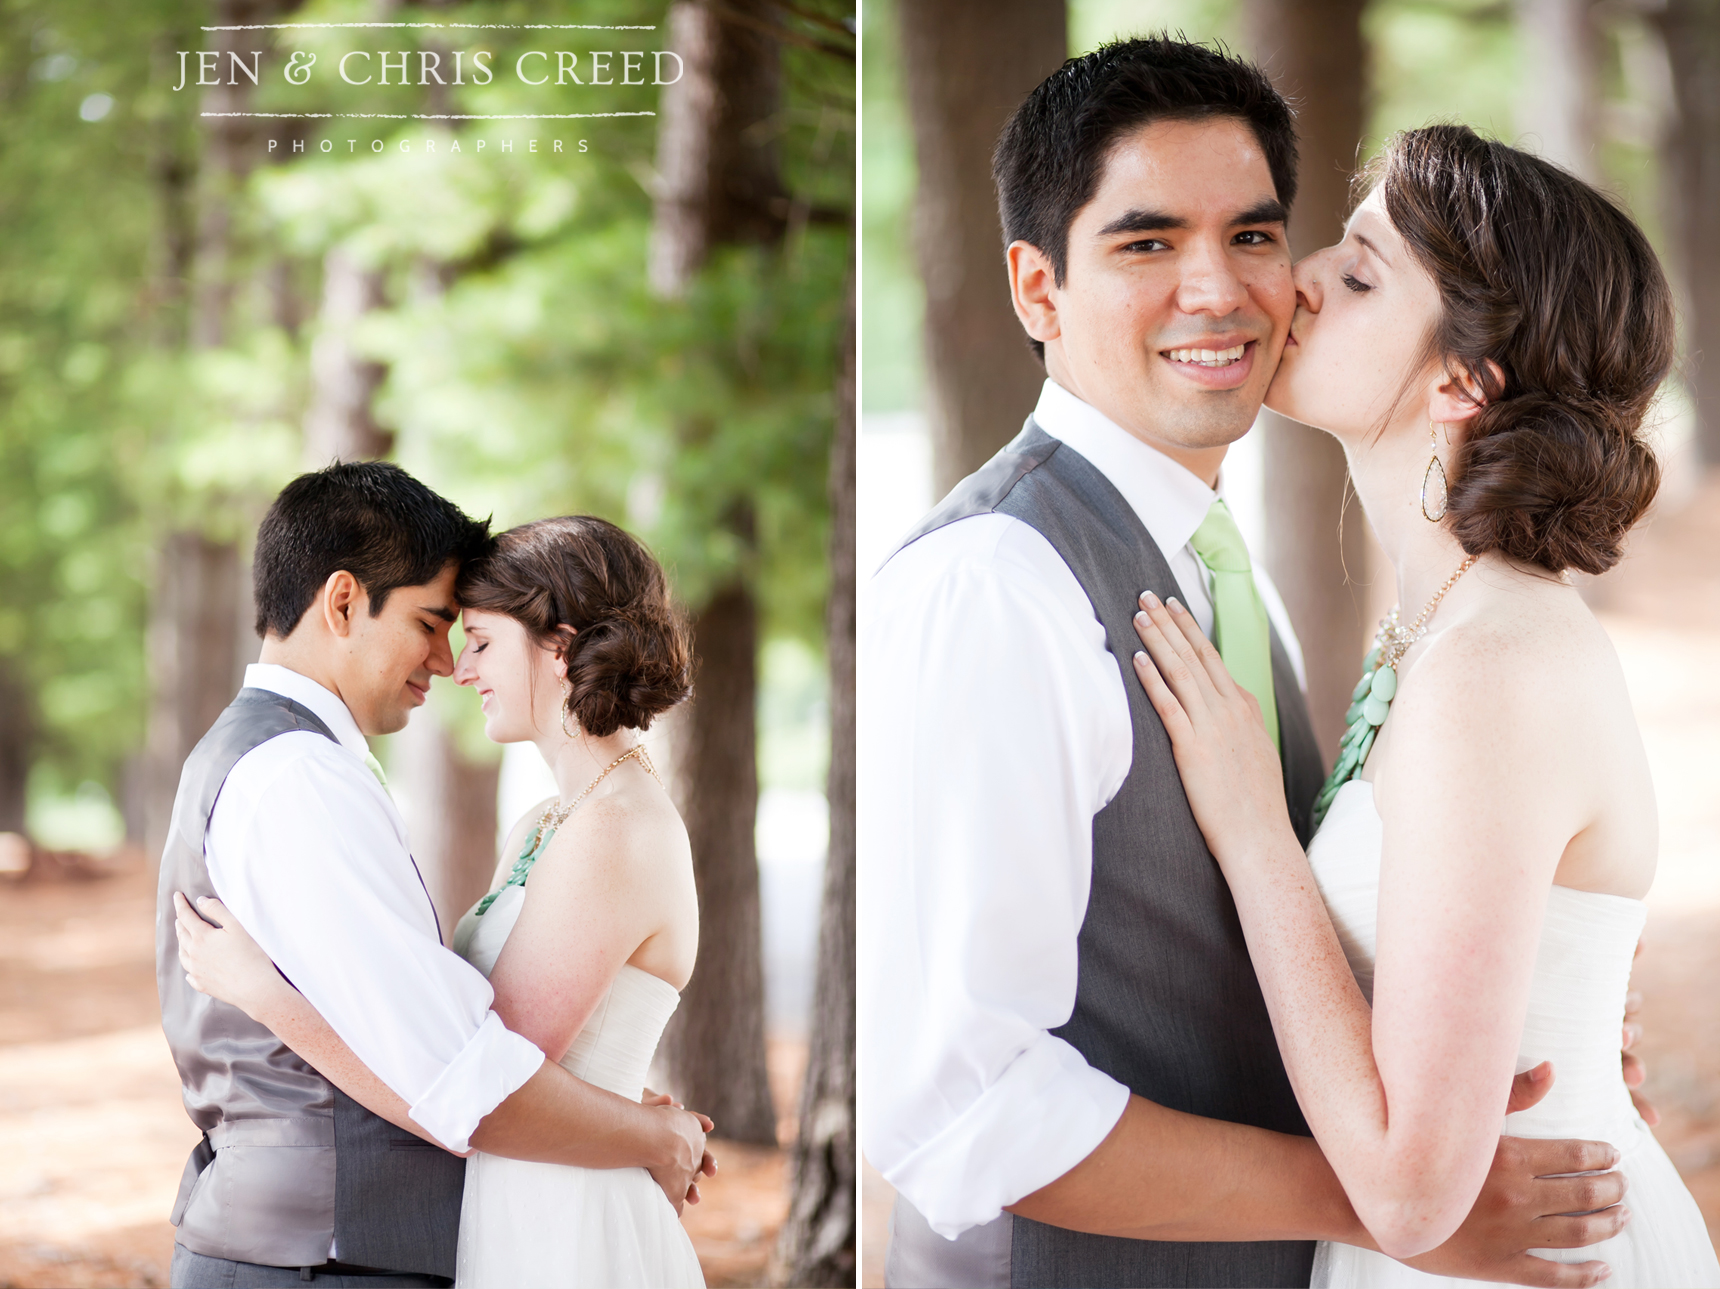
[1096,208,1188,237]
[1096,199,1288,239]
[1233,198,1289,226]
[418,603,458,623]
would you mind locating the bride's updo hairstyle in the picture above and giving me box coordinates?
[1371,124,1675,574]
[456,516,692,737]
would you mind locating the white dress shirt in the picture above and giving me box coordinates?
[858,379,1304,1238]
[205,663,545,1153]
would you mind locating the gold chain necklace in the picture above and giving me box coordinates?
[532,744,663,845]
[476,744,663,917]
[1313,554,1479,826]
[1375,554,1480,671]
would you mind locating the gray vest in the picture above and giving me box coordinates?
[155,688,465,1276]
[891,422,1325,1289]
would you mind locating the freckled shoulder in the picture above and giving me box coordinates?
[1399,587,1613,744]
[532,783,689,889]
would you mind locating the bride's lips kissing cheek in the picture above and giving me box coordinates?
[1264,188,1440,443]
[1006,114,1293,474]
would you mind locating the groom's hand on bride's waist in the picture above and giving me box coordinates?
[1394,1063,1629,1288]
[1397,1133,1628,1287]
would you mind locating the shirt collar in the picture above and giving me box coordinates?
[243,663,372,761]
[1031,379,1221,561]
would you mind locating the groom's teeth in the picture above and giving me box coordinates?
[1168,344,1246,366]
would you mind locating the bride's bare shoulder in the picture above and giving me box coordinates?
[536,774,691,889]
[1407,569,1624,722]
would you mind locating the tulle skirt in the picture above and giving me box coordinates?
[1313,1120,1720,1289]
[454,1150,705,1289]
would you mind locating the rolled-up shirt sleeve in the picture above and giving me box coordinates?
[208,740,543,1151]
[859,516,1135,1238]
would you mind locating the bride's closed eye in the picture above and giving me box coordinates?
[1340,272,1372,293]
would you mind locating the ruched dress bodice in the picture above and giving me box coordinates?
[449,883,703,1288]
[1303,780,1717,1288]
[453,885,680,1101]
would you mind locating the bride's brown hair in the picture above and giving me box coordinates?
[1367,124,1675,575]
[456,516,692,737]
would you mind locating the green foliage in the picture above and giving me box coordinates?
[1366,0,1520,153]
[859,0,921,413]
[1,0,851,803]
[1072,0,1241,54]
[0,0,197,781]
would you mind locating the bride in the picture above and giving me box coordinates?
[1128,123,1719,1288]
[176,515,707,1288]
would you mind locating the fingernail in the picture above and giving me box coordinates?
[1135,610,1148,625]
[1133,651,1147,663]
[1167,596,1185,614]
[1141,590,1161,609]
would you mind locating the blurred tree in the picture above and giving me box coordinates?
[301,246,391,464]
[645,0,852,1147]
[773,277,855,1286]
[142,0,300,860]
[1245,0,1373,762]
[1516,0,1601,181]
[897,0,1066,499]
[1657,0,1720,465]
[0,667,31,835]
[0,0,195,839]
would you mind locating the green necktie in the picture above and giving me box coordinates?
[362,750,388,787]
[1189,499,1279,750]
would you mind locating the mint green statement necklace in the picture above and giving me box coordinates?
[1313,555,1477,827]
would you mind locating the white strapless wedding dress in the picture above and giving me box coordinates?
[1306,779,1718,1288]
[449,884,705,1288]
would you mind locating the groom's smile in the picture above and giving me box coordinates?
[1157,333,1258,390]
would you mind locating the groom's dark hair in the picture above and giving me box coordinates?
[995,35,1299,359]
[252,461,492,639]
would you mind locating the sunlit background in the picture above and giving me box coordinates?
[0,1,855,1286]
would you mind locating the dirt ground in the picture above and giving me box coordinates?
[0,865,807,1289]
[860,470,1720,1287]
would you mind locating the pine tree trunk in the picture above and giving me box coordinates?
[144,534,245,860]
[0,657,31,836]
[1515,0,1601,182]
[898,0,1067,500]
[771,280,856,1286]
[1658,0,1720,465]
[143,0,297,863]
[659,582,778,1144]
[1245,0,1375,763]
[649,0,786,297]
[302,246,393,465]
[647,0,786,1142]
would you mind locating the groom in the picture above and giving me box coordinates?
[861,37,1630,1289]
[155,462,710,1288]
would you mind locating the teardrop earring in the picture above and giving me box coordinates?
[1421,421,1449,523]
[560,678,579,740]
